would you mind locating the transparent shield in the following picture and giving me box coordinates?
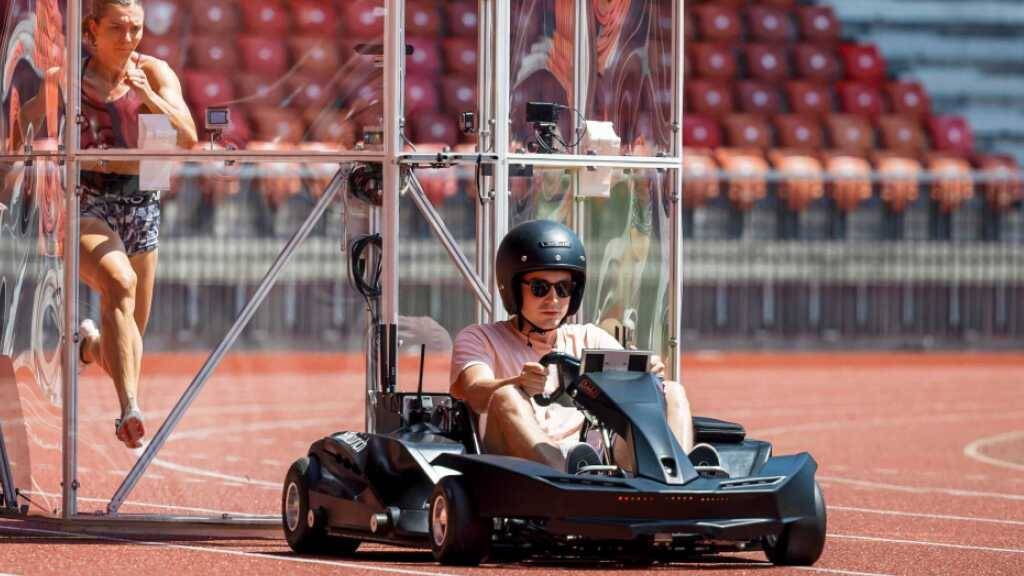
[74,160,368,516]
[397,166,478,393]
[509,165,574,227]
[0,156,67,516]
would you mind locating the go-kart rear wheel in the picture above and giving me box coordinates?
[764,480,826,566]
[429,477,490,565]
[282,457,359,555]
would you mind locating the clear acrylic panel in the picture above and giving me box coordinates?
[509,165,575,227]
[73,160,368,516]
[0,156,67,516]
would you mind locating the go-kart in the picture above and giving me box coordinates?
[281,348,826,566]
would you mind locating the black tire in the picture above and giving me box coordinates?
[429,477,490,566]
[282,457,359,555]
[764,480,827,566]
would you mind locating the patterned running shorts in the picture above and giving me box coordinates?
[80,172,161,256]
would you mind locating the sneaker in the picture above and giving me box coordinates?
[564,442,602,474]
[688,443,721,468]
[77,319,99,374]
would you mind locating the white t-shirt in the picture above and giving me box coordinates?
[450,320,622,442]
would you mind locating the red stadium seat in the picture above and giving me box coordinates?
[446,2,479,37]
[405,75,439,116]
[747,5,793,43]
[249,106,305,144]
[406,36,443,76]
[238,36,289,77]
[794,43,840,82]
[410,112,459,147]
[769,149,824,212]
[745,43,791,82]
[690,43,737,79]
[682,148,720,209]
[873,152,921,213]
[683,10,696,40]
[292,0,339,36]
[723,114,772,149]
[183,71,235,110]
[839,43,888,84]
[822,151,873,212]
[235,73,285,107]
[286,75,335,110]
[877,115,927,155]
[142,0,183,36]
[787,81,834,117]
[407,1,442,36]
[191,0,240,34]
[928,116,975,156]
[441,76,477,114]
[442,38,478,76]
[974,154,1023,211]
[240,0,290,35]
[139,36,183,71]
[826,114,875,155]
[838,81,885,118]
[305,109,361,149]
[687,79,735,117]
[736,80,783,115]
[291,37,341,79]
[886,81,931,121]
[926,153,974,213]
[189,36,239,71]
[797,5,840,44]
[692,4,742,42]
[756,0,798,8]
[342,1,385,40]
[715,148,769,210]
[683,115,723,149]
[774,114,824,150]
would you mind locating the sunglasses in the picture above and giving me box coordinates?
[522,279,575,299]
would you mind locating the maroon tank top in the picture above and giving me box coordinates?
[80,56,146,149]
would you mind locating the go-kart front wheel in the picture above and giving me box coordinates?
[764,480,827,565]
[282,457,359,556]
[429,477,491,565]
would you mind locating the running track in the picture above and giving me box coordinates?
[0,352,1022,575]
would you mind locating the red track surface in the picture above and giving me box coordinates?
[1,352,1023,575]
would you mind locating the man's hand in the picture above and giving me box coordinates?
[517,362,548,397]
[648,355,666,379]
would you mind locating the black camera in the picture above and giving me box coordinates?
[526,102,564,154]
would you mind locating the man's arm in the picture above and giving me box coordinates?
[451,363,547,415]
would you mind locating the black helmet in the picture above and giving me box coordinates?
[496,220,587,320]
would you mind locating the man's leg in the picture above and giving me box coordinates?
[482,385,564,469]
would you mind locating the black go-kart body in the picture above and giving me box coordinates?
[282,356,826,566]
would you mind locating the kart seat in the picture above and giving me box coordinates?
[693,416,746,444]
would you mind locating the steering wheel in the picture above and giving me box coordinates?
[534,352,581,407]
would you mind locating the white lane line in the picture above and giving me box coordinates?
[819,475,1024,501]
[798,567,894,576]
[20,490,266,517]
[830,533,1024,555]
[831,505,1024,526]
[152,457,279,489]
[964,430,1024,472]
[0,525,459,576]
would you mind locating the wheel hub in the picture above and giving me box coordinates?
[431,494,448,547]
[285,482,301,532]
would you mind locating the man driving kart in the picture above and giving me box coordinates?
[451,220,711,474]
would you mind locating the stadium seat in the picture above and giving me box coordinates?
[416,167,459,206]
[142,0,183,36]
[974,154,1023,211]
[290,37,341,79]
[787,81,834,117]
[838,81,885,118]
[442,37,478,76]
[683,9,696,40]
[139,36,184,71]
[240,0,290,35]
[446,2,479,37]
[304,108,360,149]
[246,141,303,207]
[235,73,285,107]
[407,1,442,36]
[821,151,872,212]
[441,76,477,114]
[886,81,931,121]
[736,80,783,115]
[746,5,793,43]
[928,116,975,156]
[191,0,240,34]
[877,115,927,156]
[926,153,974,213]
[692,4,743,42]
[745,43,791,83]
[774,114,825,150]
[286,75,335,110]
[756,0,799,9]
[873,152,921,213]
[796,5,840,44]
[687,79,735,117]
[248,107,306,144]
[839,43,888,85]
[682,148,721,209]
[342,1,385,40]
[690,43,737,79]
[769,149,824,212]
[292,0,339,36]
[715,148,769,211]
[723,114,773,149]
[794,43,840,83]
[190,36,239,72]
[406,36,443,76]
[410,112,459,147]
[405,75,439,116]
[683,115,723,149]
[183,70,235,110]
[825,114,875,155]
[238,36,289,77]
